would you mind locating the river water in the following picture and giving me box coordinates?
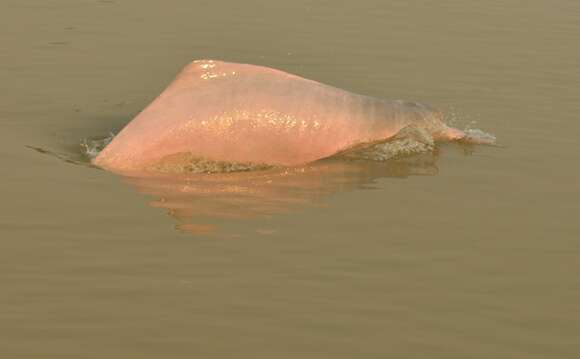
[1,0,579,358]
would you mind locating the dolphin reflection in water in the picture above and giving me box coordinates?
[119,151,444,235]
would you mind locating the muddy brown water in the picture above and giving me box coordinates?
[1,0,579,358]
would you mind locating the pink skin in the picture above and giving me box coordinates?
[94,60,468,173]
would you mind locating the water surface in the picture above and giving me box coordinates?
[1,0,579,358]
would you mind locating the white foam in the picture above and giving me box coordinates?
[80,132,115,159]
[463,128,497,145]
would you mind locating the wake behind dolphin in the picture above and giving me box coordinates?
[92,60,495,175]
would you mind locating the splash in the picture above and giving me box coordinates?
[80,133,115,159]
[443,108,497,145]
[461,128,497,145]
[334,125,436,161]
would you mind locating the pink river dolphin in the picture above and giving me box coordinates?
[93,60,476,174]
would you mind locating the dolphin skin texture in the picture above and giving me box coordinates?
[94,60,467,173]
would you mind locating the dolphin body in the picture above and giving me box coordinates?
[94,60,468,174]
